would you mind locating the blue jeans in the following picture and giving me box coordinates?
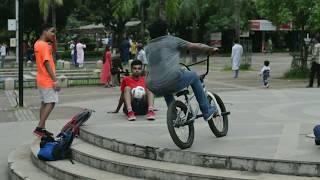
[164,70,217,120]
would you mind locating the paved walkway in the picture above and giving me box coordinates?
[0,53,318,179]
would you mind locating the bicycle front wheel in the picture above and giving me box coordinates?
[207,92,228,137]
[167,100,194,149]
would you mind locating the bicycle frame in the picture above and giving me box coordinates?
[176,55,211,124]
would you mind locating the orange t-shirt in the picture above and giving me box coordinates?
[34,40,56,88]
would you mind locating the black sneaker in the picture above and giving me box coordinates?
[33,127,53,137]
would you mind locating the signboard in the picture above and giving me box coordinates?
[8,19,16,31]
[210,32,222,47]
[249,20,292,31]
[10,38,16,47]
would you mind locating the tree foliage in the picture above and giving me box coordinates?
[256,0,320,30]
[205,0,258,32]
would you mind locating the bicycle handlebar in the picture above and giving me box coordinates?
[179,55,210,79]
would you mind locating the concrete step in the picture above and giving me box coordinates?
[8,144,57,180]
[30,141,141,180]
[72,139,319,180]
[79,128,320,177]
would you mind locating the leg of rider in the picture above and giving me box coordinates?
[176,71,217,119]
[164,94,175,107]
[124,86,133,112]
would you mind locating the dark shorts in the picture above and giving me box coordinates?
[123,98,148,115]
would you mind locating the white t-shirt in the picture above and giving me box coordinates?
[69,43,75,55]
[137,49,147,65]
[0,45,6,56]
[313,43,320,64]
[260,66,271,75]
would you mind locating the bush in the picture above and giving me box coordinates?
[239,63,251,70]
[283,67,309,79]
[86,51,103,58]
[223,63,251,71]
[58,50,103,60]
[59,51,71,59]
[85,43,96,51]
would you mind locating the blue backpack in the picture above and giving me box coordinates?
[313,125,320,145]
[37,131,75,161]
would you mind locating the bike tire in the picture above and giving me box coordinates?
[207,92,228,137]
[167,100,194,149]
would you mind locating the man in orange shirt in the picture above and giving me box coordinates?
[33,25,60,137]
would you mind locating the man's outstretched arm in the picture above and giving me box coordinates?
[187,43,218,55]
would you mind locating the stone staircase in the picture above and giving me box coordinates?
[8,126,320,180]
[0,68,100,89]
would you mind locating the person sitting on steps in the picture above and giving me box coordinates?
[109,60,156,121]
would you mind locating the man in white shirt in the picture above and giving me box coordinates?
[307,39,320,88]
[0,43,6,68]
[231,39,243,78]
[136,43,148,71]
[69,41,76,65]
[76,40,86,68]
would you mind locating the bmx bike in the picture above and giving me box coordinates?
[167,55,230,149]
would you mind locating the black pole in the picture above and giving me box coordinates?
[18,0,23,107]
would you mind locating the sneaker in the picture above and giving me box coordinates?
[128,111,136,121]
[33,127,53,137]
[204,107,218,121]
[306,85,313,88]
[146,110,156,120]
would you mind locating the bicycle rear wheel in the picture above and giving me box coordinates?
[207,92,228,137]
[167,100,194,149]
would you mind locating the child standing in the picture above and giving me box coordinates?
[259,60,271,88]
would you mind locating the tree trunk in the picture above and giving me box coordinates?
[192,18,198,42]
[140,4,145,42]
[234,0,241,41]
[300,25,308,69]
[51,0,56,28]
[159,0,166,20]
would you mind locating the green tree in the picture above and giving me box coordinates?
[0,0,15,43]
[256,0,320,68]
[178,0,204,42]
[205,0,257,34]
[39,0,64,27]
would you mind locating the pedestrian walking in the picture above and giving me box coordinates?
[0,43,6,68]
[307,38,320,88]
[231,39,243,78]
[259,60,271,88]
[69,40,76,65]
[120,37,130,65]
[136,43,148,72]
[100,45,113,87]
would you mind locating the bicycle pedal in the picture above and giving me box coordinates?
[184,119,194,125]
[221,111,231,116]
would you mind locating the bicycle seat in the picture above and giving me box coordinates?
[175,89,189,97]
